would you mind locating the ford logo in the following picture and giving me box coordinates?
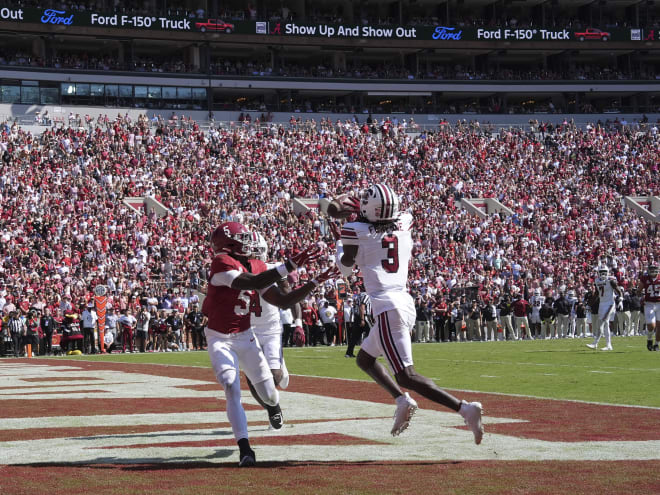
[41,9,74,25]
[432,26,462,40]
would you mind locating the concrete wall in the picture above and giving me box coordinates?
[1,103,658,129]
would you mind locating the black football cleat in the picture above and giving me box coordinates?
[238,449,256,467]
[268,410,284,430]
[648,341,654,351]
[653,344,659,352]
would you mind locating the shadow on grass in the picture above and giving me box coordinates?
[16,459,462,470]
[74,430,233,441]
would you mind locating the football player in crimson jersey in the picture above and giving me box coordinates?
[327,184,484,445]
[639,262,660,351]
[203,221,335,467]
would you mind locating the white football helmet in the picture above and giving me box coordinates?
[567,290,576,300]
[533,288,541,297]
[251,232,268,262]
[649,263,659,278]
[597,265,609,279]
[360,184,401,223]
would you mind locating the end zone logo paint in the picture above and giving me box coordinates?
[0,361,659,466]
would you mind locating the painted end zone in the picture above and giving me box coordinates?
[0,359,658,495]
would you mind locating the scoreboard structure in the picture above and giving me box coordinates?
[0,0,658,118]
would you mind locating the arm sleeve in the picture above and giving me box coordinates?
[339,223,360,247]
[335,241,355,277]
[209,256,241,287]
[210,270,241,287]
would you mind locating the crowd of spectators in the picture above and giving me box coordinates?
[3,48,658,84]
[0,111,657,355]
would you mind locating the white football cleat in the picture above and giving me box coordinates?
[601,345,613,351]
[391,392,418,436]
[279,359,289,390]
[459,400,484,445]
[586,343,598,349]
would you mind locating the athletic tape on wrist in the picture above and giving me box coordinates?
[276,263,289,278]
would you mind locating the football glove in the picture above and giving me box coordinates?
[289,245,323,269]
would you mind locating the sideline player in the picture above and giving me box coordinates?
[529,288,544,339]
[327,185,484,444]
[639,262,660,351]
[204,221,330,467]
[587,265,622,351]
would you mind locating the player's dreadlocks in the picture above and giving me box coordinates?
[358,215,398,234]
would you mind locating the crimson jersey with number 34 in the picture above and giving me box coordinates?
[202,254,268,334]
[641,274,660,303]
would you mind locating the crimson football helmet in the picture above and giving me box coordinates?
[211,222,253,257]
[360,184,401,223]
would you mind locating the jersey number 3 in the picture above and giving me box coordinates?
[381,235,399,273]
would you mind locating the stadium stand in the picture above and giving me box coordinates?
[0,115,657,329]
[0,0,658,350]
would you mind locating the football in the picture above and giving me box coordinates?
[326,194,358,219]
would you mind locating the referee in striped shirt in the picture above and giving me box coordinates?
[345,291,373,357]
[7,310,25,357]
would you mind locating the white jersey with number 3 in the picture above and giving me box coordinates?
[341,213,414,316]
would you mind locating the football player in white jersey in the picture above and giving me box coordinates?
[587,265,622,351]
[245,232,338,430]
[250,233,293,389]
[529,288,545,339]
[566,289,578,338]
[327,184,484,444]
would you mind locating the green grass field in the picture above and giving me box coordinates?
[55,336,660,408]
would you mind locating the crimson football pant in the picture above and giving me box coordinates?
[122,328,133,352]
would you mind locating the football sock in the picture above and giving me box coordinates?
[237,438,252,455]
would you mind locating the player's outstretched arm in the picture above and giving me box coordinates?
[262,266,341,309]
[335,240,358,277]
[231,245,323,291]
